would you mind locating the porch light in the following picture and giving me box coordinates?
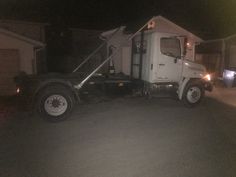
[16,87,20,94]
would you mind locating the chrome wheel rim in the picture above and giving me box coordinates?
[44,95,68,116]
[186,87,201,103]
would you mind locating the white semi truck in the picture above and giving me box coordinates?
[15,17,213,122]
[131,30,212,100]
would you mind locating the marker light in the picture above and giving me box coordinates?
[148,21,156,29]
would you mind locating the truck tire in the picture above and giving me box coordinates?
[182,81,204,107]
[36,85,75,122]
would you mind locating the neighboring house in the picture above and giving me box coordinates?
[196,34,236,77]
[0,19,49,73]
[68,28,106,72]
[48,27,106,73]
[0,19,48,42]
[101,16,203,75]
[0,28,45,96]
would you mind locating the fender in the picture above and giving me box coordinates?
[178,77,190,100]
[33,79,80,103]
[178,78,206,100]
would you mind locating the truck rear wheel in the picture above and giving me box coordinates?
[183,82,204,107]
[36,85,75,122]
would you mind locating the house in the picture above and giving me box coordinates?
[68,28,106,73]
[100,16,203,76]
[0,19,48,42]
[0,28,45,96]
[0,19,49,72]
[196,34,236,77]
[45,27,106,73]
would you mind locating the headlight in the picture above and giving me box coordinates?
[203,74,211,81]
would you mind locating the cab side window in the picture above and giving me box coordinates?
[160,38,181,58]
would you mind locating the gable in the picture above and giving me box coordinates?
[0,20,48,42]
[0,28,44,47]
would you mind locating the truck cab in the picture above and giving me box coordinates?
[131,30,212,105]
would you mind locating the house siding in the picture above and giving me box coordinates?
[0,33,35,74]
[0,49,19,95]
[196,35,236,76]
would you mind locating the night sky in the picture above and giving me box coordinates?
[0,0,236,39]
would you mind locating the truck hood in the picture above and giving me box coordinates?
[183,60,207,78]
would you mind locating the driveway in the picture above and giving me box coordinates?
[0,87,236,177]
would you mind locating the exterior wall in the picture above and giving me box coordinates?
[70,28,102,56]
[229,45,236,67]
[69,28,107,73]
[196,36,236,76]
[225,36,236,69]
[0,21,46,42]
[0,49,19,95]
[35,48,47,74]
[195,53,221,76]
[0,33,35,74]
[195,40,224,75]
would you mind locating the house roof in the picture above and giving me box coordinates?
[200,33,236,44]
[0,27,45,47]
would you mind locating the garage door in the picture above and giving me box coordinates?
[0,49,19,96]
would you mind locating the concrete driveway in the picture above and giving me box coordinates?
[0,87,236,177]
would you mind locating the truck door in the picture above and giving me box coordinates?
[154,35,183,82]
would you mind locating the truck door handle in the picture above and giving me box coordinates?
[159,64,165,66]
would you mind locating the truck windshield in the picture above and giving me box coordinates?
[160,37,181,58]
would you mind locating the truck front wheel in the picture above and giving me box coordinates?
[36,85,75,122]
[183,82,204,107]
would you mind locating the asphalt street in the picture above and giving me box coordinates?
[0,87,236,177]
